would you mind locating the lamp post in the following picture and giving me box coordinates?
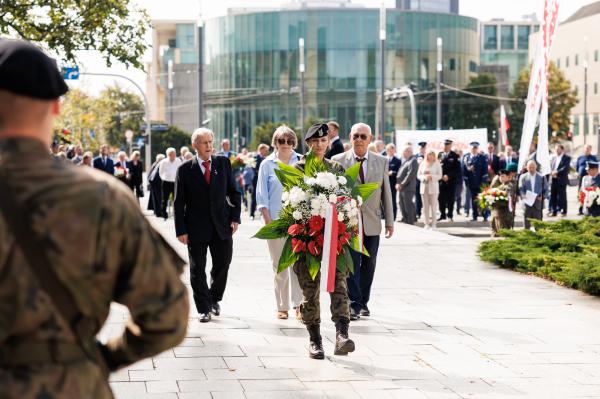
[436,37,443,130]
[197,3,204,128]
[299,37,306,152]
[167,59,174,125]
[379,3,386,140]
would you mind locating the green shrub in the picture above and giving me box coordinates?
[478,218,600,295]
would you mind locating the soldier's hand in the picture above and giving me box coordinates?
[231,222,239,235]
[385,226,394,239]
[177,234,189,245]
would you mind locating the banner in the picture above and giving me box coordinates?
[320,203,338,293]
[500,105,510,146]
[395,129,488,153]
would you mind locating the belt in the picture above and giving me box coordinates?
[0,340,87,367]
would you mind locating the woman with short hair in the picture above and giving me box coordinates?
[256,125,302,320]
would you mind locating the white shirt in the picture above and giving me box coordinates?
[197,156,211,175]
[553,154,563,171]
[352,150,369,178]
[158,157,182,182]
[529,172,536,193]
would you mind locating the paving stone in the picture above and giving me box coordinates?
[146,380,178,394]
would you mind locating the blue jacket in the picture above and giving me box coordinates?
[93,156,114,175]
[462,152,488,190]
[577,154,598,177]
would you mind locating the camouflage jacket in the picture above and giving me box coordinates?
[0,138,189,399]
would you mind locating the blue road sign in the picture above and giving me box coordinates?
[62,66,80,80]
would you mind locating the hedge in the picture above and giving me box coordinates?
[478,218,600,295]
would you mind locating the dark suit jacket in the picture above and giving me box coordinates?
[93,156,114,175]
[551,154,571,186]
[127,160,144,186]
[501,155,519,169]
[174,156,241,243]
[325,137,344,159]
[462,153,488,190]
[439,150,461,182]
[486,153,501,175]
[387,156,401,186]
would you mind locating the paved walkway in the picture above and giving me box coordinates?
[103,212,600,399]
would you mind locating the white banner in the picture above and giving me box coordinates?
[395,129,488,153]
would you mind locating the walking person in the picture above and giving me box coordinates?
[174,128,242,323]
[489,164,518,236]
[385,143,402,221]
[93,144,114,175]
[519,160,548,230]
[462,142,488,221]
[127,150,144,202]
[438,140,460,222]
[251,143,269,220]
[418,150,442,229]
[158,147,182,219]
[0,39,188,398]
[333,123,394,321]
[414,142,426,219]
[114,151,129,184]
[256,126,303,320]
[396,145,419,225]
[294,123,354,359]
[147,154,165,217]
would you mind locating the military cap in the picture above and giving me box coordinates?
[470,141,480,147]
[418,141,427,148]
[444,139,453,145]
[587,161,599,170]
[506,162,518,173]
[0,39,69,99]
[499,169,510,175]
[305,123,329,141]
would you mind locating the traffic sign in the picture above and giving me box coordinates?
[61,66,80,80]
[140,123,169,132]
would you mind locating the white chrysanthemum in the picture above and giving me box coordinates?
[281,191,289,202]
[292,210,303,220]
[328,194,337,204]
[337,176,347,185]
[357,196,363,206]
[343,202,352,213]
[337,212,345,222]
[304,176,317,186]
[315,172,338,189]
[289,187,307,205]
[349,216,358,227]
[350,198,357,207]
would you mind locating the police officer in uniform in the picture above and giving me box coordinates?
[462,141,488,221]
[0,40,189,398]
[293,123,354,360]
[437,139,460,221]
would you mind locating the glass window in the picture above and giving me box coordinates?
[484,25,497,50]
[573,116,579,136]
[595,82,598,95]
[469,60,477,72]
[575,54,579,66]
[566,56,569,67]
[595,50,599,62]
[449,58,456,71]
[517,25,531,50]
[501,25,514,50]
[557,58,560,68]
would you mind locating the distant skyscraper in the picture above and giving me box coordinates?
[396,0,459,14]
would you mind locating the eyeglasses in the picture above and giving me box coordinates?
[277,138,295,146]
[352,134,369,141]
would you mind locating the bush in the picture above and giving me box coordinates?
[478,218,600,295]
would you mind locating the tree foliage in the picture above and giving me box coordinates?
[509,61,579,147]
[96,84,144,147]
[447,73,498,134]
[150,125,190,161]
[54,89,102,151]
[0,0,150,68]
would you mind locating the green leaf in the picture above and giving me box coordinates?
[304,150,327,177]
[274,166,303,189]
[352,182,380,202]
[253,218,289,239]
[344,163,361,184]
[349,235,370,257]
[306,253,321,281]
[336,247,355,274]
[277,237,300,273]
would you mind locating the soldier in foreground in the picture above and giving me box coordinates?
[0,40,189,398]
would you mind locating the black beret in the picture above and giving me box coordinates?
[305,123,329,141]
[0,39,69,99]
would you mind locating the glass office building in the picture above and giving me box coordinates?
[200,7,478,144]
[396,0,459,14]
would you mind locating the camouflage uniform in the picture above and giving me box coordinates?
[0,138,189,399]
[490,176,516,236]
[293,156,350,325]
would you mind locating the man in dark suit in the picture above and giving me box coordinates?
[250,143,269,220]
[325,121,344,159]
[92,144,114,175]
[438,139,460,221]
[462,142,488,221]
[549,144,571,216]
[175,128,241,323]
[385,143,402,221]
[501,145,519,170]
[576,145,597,215]
[486,142,501,180]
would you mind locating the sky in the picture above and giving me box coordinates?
[67,0,597,95]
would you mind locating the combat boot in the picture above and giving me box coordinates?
[334,318,355,355]
[306,324,325,359]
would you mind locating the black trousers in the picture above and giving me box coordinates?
[188,234,233,314]
[468,186,481,220]
[438,180,456,219]
[161,181,175,217]
[149,180,163,216]
[250,181,258,217]
[415,180,422,217]
[348,235,380,312]
[550,181,567,214]
[389,177,398,221]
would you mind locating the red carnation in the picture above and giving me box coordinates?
[336,241,343,255]
[308,216,325,236]
[339,232,351,245]
[291,238,306,253]
[316,234,324,247]
[308,240,322,256]
[288,224,305,236]
[337,221,347,235]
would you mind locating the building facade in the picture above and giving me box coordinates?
[396,0,459,14]
[530,2,600,153]
[148,4,479,145]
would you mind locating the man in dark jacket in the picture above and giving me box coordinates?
[462,142,488,221]
[438,139,460,221]
[549,144,571,216]
[92,144,114,175]
[325,121,344,159]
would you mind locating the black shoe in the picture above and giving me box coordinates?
[307,324,325,359]
[437,216,446,221]
[359,307,370,317]
[334,319,355,356]
[199,313,212,323]
[211,303,220,316]
[349,308,361,321]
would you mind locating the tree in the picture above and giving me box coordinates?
[150,124,190,161]
[250,121,304,151]
[0,1,149,68]
[54,88,102,151]
[96,84,144,148]
[509,62,579,147]
[447,73,498,134]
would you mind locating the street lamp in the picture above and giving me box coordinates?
[167,59,174,125]
[436,37,443,130]
[384,86,416,131]
[197,1,204,128]
[380,2,386,140]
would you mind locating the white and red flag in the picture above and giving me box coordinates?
[499,105,510,146]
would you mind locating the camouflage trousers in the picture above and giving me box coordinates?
[293,258,350,325]
[491,205,514,237]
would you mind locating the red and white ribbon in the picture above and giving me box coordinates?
[320,203,338,293]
